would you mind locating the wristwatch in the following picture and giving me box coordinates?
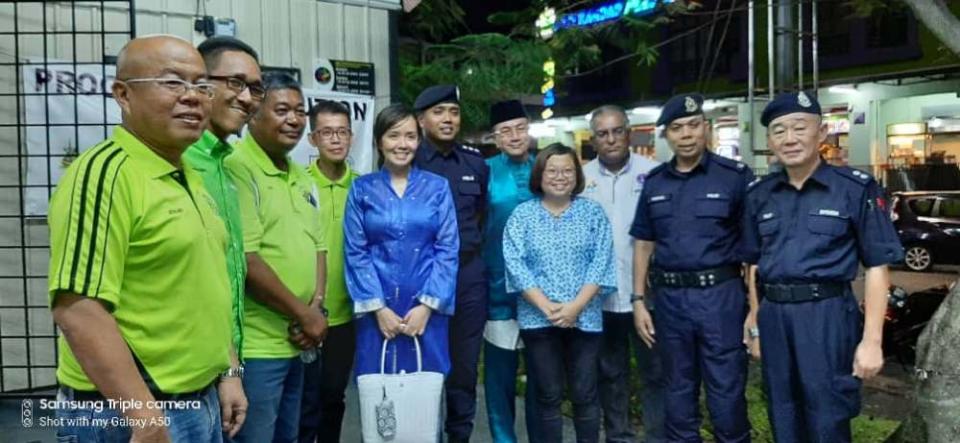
[220,366,245,380]
[630,293,645,303]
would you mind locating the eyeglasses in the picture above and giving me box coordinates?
[208,75,266,100]
[119,77,215,98]
[594,126,627,140]
[544,168,576,179]
[495,124,528,138]
[314,128,352,140]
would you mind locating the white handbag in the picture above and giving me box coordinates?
[357,336,444,443]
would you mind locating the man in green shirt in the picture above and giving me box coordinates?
[226,73,328,443]
[48,35,242,443]
[298,99,360,443]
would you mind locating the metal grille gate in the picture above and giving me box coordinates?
[0,1,134,396]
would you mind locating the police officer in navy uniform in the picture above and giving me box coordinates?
[630,94,752,443]
[413,84,490,443]
[743,91,903,443]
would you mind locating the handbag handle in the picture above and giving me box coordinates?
[379,336,423,375]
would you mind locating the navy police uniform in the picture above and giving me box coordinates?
[742,91,903,443]
[629,94,752,443]
[412,84,490,441]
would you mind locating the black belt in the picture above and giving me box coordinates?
[649,265,741,288]
[761,282,848,303]
[65,380,215,402]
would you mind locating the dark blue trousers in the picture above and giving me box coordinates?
[758,292,863,443]
[445,255,488,440]
[654,279,750,443]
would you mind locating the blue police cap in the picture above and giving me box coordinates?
[489,100,527,128]
[414,84,460,112]
[761,91,821,126]
[656,94,705,127]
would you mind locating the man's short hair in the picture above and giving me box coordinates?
[308,99,351,131]
[589,104,629,132]
[196,36,259,71]
[261,72,302,97]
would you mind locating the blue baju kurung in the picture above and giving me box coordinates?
[344,167,459,377]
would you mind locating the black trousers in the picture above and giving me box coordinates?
[298,321,356,443]
[445,255,488,440]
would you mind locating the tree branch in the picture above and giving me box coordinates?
[900,0,960,56]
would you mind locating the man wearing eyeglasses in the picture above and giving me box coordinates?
[183,36,264,439]
[298,99,358,443]
[48,35,235,443]
[629,94,753,443]
[580,105,663,443]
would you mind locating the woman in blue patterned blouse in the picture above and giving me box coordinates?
[503,143,617,443]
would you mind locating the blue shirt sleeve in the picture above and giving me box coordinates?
[416,181,460,316]
[741,189,761,265]
[343,182,387,314]
[582,203,617,293]
[503,204,538,294]
[856,180,904,267]
[629,183,654,240]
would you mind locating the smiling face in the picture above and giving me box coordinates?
[540,153,578,199]
[493,117,530,159]
[206,50,262,139]
[663,114,709,162]
[378,116,420,169]
[418,103,460,144]
[113,36,211,154]
[767,112,827,169]
[248,88,306,156]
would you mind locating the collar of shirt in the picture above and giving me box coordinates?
[772,159,832,191]
[376,165,423,184]
[418,138,461,163]
[597,155,634,178]
[235,133,291,178]
[309,161,356,189]
[113,125,178,179]
[666,149,711,178]
[187,130,233,173]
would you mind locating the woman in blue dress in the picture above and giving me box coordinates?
[503,143,616,443]
[344,104,459,378]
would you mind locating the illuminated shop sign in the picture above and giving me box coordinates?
[554,0,673,31]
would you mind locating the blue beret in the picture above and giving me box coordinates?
[414,84,460,112]
[761,90,821,126]
[656,94,705,126]
[489,100,527,128]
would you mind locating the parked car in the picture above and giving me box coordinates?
[891,191,960,272]
[883,283,952,365]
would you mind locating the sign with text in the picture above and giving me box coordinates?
[313,58,375,96]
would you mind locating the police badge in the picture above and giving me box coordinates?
[797,91,812,108]
[684,96,698,113]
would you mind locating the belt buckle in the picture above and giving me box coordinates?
[708,273,716,286]
[699,274,707,287]
[811,284,821,299]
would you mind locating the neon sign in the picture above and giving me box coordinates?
[542,59,556,119]
[553,0,673,31]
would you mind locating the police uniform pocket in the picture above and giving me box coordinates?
[757,215,779,237]
[458,182,482,196]
[647,194,673,219]
[807,211,849,236]
[831,374,863,418]
[694,194,732,218]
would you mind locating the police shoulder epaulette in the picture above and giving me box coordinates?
[458,144,483,156]
[747,173,778,193]
[647,162,669,178]
[833,166,873,186]
[712,154,749,173]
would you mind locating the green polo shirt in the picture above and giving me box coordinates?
[48,126,233,393]
[226,133,327,359]
[307,162,358,326]
[183,130,246,360]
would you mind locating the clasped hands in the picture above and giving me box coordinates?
[376,305,432,339]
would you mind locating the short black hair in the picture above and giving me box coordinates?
[262,72,302,96]
[308,99,351,131]
[530,143,585,196]
[374,104,419,148]
[196,36,259,71]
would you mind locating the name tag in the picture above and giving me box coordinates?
[818,209,840,217]
[762,212,774,220]
[650,195,668,202]
[462,175,476,182]
[706,193,721,199]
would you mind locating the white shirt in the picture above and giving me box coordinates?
[484,320,522,350]
[581,153,661,313]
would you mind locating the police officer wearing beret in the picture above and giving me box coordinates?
[743,91,903,442]
[630,94,752,443]
[413,84,490,443]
